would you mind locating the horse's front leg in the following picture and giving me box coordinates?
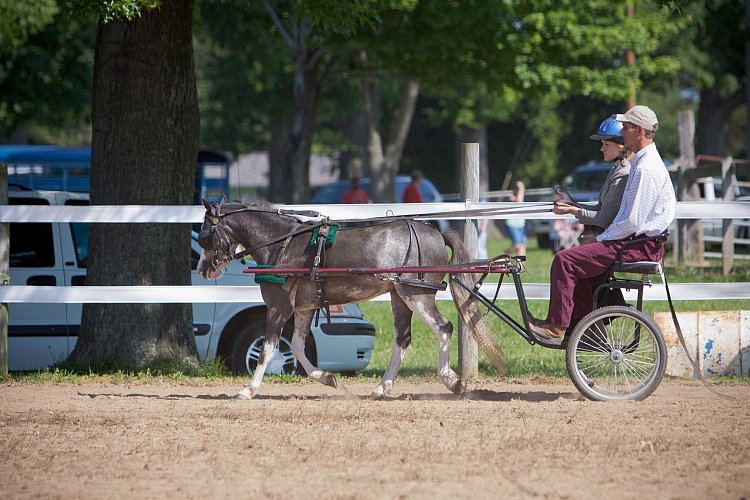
[237,309,289,400]
[372,292,412,399]
[291,310,338,389]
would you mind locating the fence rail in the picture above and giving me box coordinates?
[1,202,749,304]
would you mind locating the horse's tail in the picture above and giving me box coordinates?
[443,231,506,376]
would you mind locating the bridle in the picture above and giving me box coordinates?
[197,203,325,270]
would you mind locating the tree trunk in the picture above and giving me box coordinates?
[276,16,320,204]
[268,113,291,203]
[70,0,200,369]
[366,77,420,203]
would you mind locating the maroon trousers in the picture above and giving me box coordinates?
[547,235,665,327]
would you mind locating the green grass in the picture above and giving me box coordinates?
[3,235,747,384]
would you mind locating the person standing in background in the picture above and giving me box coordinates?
[402,170,424,203]
[340,177,370,204]
[505,180,527,255]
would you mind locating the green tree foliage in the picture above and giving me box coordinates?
[655,0,747,157]
[0,2,95,142]
[377,0,679,184]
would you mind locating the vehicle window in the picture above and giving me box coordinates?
[8,197,54,267]
[9,223,55,267]
[563,170,610,192]
[65,199,89,267]
[68,224,88,267]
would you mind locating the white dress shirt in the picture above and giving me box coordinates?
[597,143,676,242]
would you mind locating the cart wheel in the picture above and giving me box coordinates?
[566,306,666,401]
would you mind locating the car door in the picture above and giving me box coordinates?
[190,235,216,358]
[7,195,69,370]
[59,197,89,357]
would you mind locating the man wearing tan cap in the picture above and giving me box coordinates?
[528,105,676,344]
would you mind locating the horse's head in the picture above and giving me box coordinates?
[196,196,239,279]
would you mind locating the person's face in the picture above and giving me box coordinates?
[600,140,622,162]
[619,121,640,150]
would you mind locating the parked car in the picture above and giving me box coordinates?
[311,175,449,230]
[6,186,376,375]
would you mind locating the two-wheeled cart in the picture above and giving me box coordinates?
[247,234,668,402]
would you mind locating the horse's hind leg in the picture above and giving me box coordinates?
[290,310,338,389]
[372,292,413,399]
[398,290,462,394]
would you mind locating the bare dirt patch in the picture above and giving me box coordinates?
[1,378,749,499]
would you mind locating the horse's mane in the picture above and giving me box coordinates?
[235,197,276,210]
[228,197,321,224]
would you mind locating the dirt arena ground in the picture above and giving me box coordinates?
[2,378,749,499]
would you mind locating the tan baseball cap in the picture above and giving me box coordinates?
[613,105,659,131]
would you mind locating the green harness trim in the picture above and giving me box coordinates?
[309,223,340,245]
[252,265,287,285]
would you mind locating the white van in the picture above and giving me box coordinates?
[6,186,376,375]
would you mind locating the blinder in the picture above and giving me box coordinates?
[197,225,217,251]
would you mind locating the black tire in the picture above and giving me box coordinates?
[229,317,316,376]
[566,306,666,401]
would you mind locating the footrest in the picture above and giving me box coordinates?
[611,261,662,275]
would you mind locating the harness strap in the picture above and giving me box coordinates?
[231,222,323,262]
[662,271,734,399]
[271,223,300,266]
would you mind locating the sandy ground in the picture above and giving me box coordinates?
[1,377,749,500]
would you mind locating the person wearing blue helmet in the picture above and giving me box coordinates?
[553,116,633,244]
[528,105,675,344]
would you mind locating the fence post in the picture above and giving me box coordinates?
[721,156,735,275]
[1,163,8,375]
[677,110,704,265]
[459,143,479,379]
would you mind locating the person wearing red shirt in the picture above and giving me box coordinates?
[402,170,423,203]
[340,178,370,204]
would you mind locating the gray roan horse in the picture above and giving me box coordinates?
[197,198,504,400]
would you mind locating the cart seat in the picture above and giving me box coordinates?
[611,261,662,275]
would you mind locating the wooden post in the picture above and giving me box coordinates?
[721,156,735,275]
[458,143,479,379]
[677,110,704,265]
[1,163,8,375]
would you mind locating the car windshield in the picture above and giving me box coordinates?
[562,167,610,192]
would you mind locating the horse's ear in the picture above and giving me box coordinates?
[220,194,228,204]
[202,198,211,211]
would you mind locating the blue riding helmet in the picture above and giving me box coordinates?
[590,117,624,144]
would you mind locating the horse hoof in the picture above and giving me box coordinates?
[321,372,338,389]
[236,388,254,400]
[371,381,393,399]
[448,379,464,395]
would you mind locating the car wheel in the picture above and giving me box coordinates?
[229,317,316,376]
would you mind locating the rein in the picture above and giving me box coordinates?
[200,201,555,268]
[331,202,554,225]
